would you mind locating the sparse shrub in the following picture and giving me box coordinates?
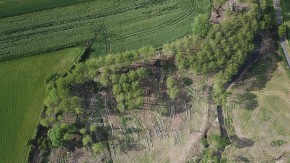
[80,128,87,135]
[90,124,97,132]
[166,76,179,99]
[278,24,287,38]
[82,135,92,146]
[271,140,287,147]
[92,143,104,154]
[201,137,209,147]
[211,135,230,149]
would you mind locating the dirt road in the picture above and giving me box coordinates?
[175,104,209,163]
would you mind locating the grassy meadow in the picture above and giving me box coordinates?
[0,0,210,61]
[223,52,290,162]
[0,47,81,163]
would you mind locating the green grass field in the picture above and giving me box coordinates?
[0,0,210,61]
[0,0,93,18]
[0,47,81,163]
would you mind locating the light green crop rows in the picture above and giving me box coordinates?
[0,0,93,18]
[0,0,210,61]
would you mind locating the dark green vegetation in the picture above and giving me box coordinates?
[0,0,93,18]
[271,140,288,147]
[278,24,287,37]
[281,0,290,41]
[192,14,210,37]
[170,0,275,105]
[109,68,148,112]
[0,0,277,161]
[0,0,210,62]
[0,47,81,163]
[41,46,156,126]
[48,124,66,147]
[34,0,275,162]
[166,76,180,99]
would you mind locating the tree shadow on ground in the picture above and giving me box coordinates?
[232,51,280,110]
[230,135,255,148]
[243,54,278,89]
[238,33,280,92]
[236,92,258,110]
[235,155,250,162]
[126,144,147,151]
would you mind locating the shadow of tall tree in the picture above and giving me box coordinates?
[230,135,255,148]
[230,38,281,109]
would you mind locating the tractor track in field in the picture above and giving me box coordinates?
[252,90,290,122]
[270,80,290,90]
[0,48,81,73]
[0,23,93,43]
[112,0,196,40]
[0,0,178,40]
[0,0,196,58]
[258,91,290,105]
[277,65,290,86]
[0,26,92,47]
[176,97,209,163]
[0,2,148,35]
[0,1,152,44]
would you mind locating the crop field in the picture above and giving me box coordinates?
[223,53,290,162]
[0,0,93,18]
[0,47,81,163]
[0,0,210,61]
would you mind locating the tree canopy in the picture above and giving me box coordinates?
[82,135,92,146]
[47,125,65,147]
[92,143,104,154]
[192,14,210,37]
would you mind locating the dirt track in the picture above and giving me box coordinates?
[175,100,209,163]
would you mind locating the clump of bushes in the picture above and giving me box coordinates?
[166,76,179,99]
[271,140,287,147]
[104,67,149,112]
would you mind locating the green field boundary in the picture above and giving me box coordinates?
[0,47,83,162]
[27,48,84,162]
[24,44,88,161]
[0,0,210,61]
[0,0,95,18]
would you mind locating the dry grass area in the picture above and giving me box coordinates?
[105,74,211,163]
[48,147,110,163]
[223,53,290,162]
